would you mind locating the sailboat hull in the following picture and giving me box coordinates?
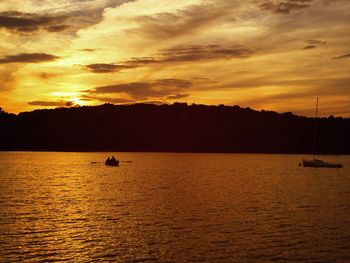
[301,98,343,169]
[303,159,343,168]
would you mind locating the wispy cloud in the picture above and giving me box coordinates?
[0,53,59,63]
[302,39,326,50]
[259,0,313,14]
[160,45,253,62]
[0,11,69,33]
[85,44,254,73]
[85,79,192,101]
[128,1,240,40]
[85,63,132,73]
[0,1,135,35]
[166,93,189,100]
[27,100,76,107]
[332,53,350,60]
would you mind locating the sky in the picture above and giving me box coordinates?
[0,0,349,116]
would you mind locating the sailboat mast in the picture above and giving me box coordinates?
[312,97,319,159]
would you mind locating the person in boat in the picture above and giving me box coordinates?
[110,156,118,165]
[105,155,119,166]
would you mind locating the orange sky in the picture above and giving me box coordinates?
[0,0,349,116]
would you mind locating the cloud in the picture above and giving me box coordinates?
[303,45,316,50]
[128,2,239,40]
[302,39,326,50]
[56,1,137,33]
[160,45,253,62]
[125,58,158,66]
[259,0,314,14]
[0,1,136,35]
[155,79,192,88]
[28,100,65,107]
[28,100,80,107]
[84,59,153,73]
[80,48,97,52]
[85,63,132,73]
[85,44,253,74]
[0,53,59,64]
[91,82,153,96]
[0,11,69,33]
[86,78,192,101]
[166,93,189,100]
[332,53,350,60]
[46,25,69,32]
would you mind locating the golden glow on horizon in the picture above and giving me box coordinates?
[0,0,349,116]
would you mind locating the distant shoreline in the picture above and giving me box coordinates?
[1,103,349,154]
[1,150,349,156]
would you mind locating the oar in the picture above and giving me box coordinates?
[91,161,103,164]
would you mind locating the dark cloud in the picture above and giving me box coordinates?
[46,25,70,32]
[86,44,253,74]
[81,48,97,52]
[28,100,79,107]
[28,100,66,107]
[0,1,137,35]
[166,94,189,100]
[0,11,69,33]
[86,79,192,100]
[160,45,253,62]
[85,58,156,74]
[91,82,153,96]
[259,0,313,14]
[85,63,132,73]
[0,53,59,64]
[332,53,350,60]
[303,45,316,50]
[303,39,326,50]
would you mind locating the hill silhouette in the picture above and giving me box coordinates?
[0,103,349,153]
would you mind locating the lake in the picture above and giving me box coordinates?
[0,152,349,262]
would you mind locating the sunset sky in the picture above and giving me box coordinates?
[0,0,349,116]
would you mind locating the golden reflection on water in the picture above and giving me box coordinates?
[0,152,349,262]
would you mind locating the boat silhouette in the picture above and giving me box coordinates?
[302,98,343,168]
[105,156,119,167]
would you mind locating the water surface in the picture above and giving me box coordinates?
[0,152,349,262]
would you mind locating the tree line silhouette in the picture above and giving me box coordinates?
[0,103,349,153]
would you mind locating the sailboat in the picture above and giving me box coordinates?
[302,98,343,168]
